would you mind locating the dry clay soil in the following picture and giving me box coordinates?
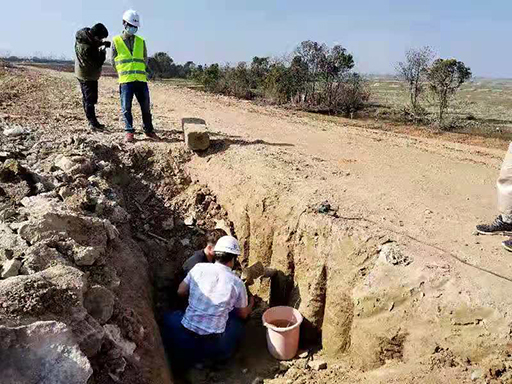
[3,67,512,384]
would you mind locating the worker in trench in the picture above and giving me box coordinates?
[111,10,159,143]
[74,23,110,131]
[477,143,512,251]
[182,229,227,275]
[162,236,254,371]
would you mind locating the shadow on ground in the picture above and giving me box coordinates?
[199,132,294,157]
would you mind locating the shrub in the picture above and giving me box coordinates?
[426,58,472,125]
[221,63,253,99]
[201,64,221,92]
[328,73,371,116]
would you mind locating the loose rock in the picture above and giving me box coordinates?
[59,185,74,199]
[379,242,411,265]
[0,321,92,384]
[104,324,137,357]
[471,369,483,381]
[84,286,115,325]
[3,126,30,136]
[0,223,27,261]
[54,155,78,174]
[0,265,87,322]
[19,243,69,275]
[184,215,196,226]
[1,259,21,278]
[308,360,327,371]
[73,246,104,266]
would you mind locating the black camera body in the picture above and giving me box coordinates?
[101,41,112,48]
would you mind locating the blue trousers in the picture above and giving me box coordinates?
[119,81,154,133]
[161,311,245,370]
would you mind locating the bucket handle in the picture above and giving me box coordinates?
[263,319,301,333]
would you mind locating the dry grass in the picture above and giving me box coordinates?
[367,76,512,140]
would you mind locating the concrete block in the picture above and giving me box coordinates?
[182,118,210,151]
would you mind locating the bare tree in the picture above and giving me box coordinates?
[396,46,435,110]
[426,58,472,125]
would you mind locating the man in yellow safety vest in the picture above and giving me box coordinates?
[112,10,159,143]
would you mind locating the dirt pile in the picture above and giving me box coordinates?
[0,131,178,383]
[0,116,239,383]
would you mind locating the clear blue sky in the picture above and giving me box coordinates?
[2,1,511,77]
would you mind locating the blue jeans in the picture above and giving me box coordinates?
[119,81,154,133]
[161,311,245,370]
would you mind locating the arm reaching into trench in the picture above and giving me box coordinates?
[236,294,254,320]
[177,281,189,298]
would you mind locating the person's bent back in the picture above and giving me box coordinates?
[162,236,253,371]
[181,255,248,336]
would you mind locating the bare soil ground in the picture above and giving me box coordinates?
[2,65,512,383]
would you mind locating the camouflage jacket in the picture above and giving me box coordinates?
[74,28,106,82]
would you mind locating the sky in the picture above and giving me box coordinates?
[1,0,511,77]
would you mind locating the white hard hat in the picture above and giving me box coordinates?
[123,9,140,27]
[214,236,241,255]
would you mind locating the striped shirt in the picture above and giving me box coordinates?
[182,262,248,335]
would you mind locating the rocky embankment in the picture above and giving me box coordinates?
[0,133,178,384]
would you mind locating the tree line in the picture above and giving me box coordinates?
[189,41,370,116]
[149,41,472,127]
[147,41,370,116]
[147,52,197,80]
[4,44,472,126]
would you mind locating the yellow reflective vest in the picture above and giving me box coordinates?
[113,35,147,83]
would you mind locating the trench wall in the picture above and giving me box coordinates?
[187,156,512,370]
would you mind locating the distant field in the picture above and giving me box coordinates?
[368,75,512,138]
[155,78,203,90]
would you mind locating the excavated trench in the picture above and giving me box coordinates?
[83,141,362,383]
[3,132,512,384]
[117,145,321,383]
[0,135,325,384]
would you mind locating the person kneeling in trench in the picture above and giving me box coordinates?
[162,236,254,370]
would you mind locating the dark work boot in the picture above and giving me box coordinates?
[88,121,105,131]
[85,104,104,131]
[502,239,512,252]
[476,216,512,235]
[145,131,160,141]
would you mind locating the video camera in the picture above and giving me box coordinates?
[100,41,112,48]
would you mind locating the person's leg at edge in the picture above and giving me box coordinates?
[160,311,202,372]
[477,142,512,237]
[120,82,135,141]
[134,82,158,139]
[80,80,102,130]
[212,312,246,363]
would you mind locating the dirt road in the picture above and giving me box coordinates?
[148,78,510,284]
[4,66,512,383]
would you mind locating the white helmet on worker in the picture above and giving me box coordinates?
[214,236,241,255]
[123,9,140,27]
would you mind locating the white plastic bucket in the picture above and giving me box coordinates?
[262,306,303,360]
